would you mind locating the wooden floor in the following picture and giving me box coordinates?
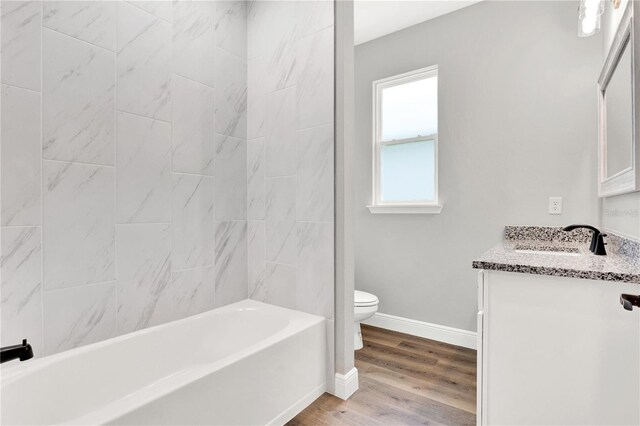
[287,325,477,426]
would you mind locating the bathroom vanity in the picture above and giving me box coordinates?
[473,226,640,425]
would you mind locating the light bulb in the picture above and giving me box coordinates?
[584,0,601,10]
[584,6,598,18]
[582,16,598,34]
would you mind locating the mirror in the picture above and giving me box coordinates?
[598,0,639,196]
[605,38,633,178]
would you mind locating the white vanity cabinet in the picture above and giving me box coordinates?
[476,270,640,425]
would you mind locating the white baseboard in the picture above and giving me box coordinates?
[267,383,326,425]
[333,368,359,400]
[363,312,477,350]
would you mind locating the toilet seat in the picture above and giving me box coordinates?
[355,290,378,307]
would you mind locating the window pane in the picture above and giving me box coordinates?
[381,140,435,202]
[381,76,437,141]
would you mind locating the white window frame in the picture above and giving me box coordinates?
[368,65,442,214]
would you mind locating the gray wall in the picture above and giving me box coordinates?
[1,0,248,357]
[354,1,602,332]
[600,0,640,240]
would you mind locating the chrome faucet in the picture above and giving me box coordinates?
[0,339,34,364]
[562,224,607,255]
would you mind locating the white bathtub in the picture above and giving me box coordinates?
[1,300,327,425]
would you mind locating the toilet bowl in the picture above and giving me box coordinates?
[354,290,379,350]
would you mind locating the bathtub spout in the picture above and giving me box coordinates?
[1,339,34,364]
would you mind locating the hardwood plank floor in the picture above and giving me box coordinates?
[287,325,477,426]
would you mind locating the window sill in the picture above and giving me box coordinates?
[367,204,443,214]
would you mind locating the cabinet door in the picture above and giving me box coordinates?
[484,271,639,425]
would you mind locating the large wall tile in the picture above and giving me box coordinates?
[246,0,268,61]
[296,26,334,129]
[214,221,247,307]
[297,0,333,39]
[171,173,215,270]
[128,1,171,22]
[263,1,297,92]
[44,282,116,355]
[1,227,43,357]
[215,135,247,220]
[297,222,333,318]
[117,112,171,223]
[297,125,334,222]
[247,220,266,298]
[265,176,296,265]
[117,224,172,334]
[117,1,171,121]
[172,0,214,87]
[247,138,265,220]
[215,1,246,59]
[43,161,115,290]
[259,262,296,310]
[1,0,41,90]
[1,85,41,226]
[214,47,247,139]
[43,1,116,51]
[172,75,215,175]
[247,56,266,140]
[172,266,215,319]
[265,87,296,177]
[43,28,115,165]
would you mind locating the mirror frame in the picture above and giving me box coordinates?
[598,0,640,197]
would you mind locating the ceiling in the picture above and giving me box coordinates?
[354,0,483,45]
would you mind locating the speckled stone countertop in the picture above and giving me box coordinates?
[472,226,640,284]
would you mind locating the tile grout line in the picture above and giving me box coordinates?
[42,25,115,54]
[124,0,171,24]
[116,221,172,226]
[0,81,41,94]
[42,158,115,168]
[0,224,43,229]
[43,280,118,295]
[172,170,215,178]
[172,71,215,91]
[117,108,172,125]
[216,43,248,65]
[247,125,336,145]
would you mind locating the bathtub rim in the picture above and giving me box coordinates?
[2,299,327,425]
[1,299,324,385]
[66,311,327,425]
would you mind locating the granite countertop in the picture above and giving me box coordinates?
[472,226,640,284]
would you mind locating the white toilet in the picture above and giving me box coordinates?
[354,290,379,350]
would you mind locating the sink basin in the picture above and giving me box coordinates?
[514,245,581,256]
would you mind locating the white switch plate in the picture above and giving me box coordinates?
[548,197,562,215]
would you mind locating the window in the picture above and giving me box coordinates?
[369,66,441,214]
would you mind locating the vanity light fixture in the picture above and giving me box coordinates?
[578,0,604,37]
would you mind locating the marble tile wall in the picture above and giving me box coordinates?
[246,0,335,392]
[246,0,335,320]
[1,0,248,357]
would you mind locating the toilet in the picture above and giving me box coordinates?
[354,290,379,350]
